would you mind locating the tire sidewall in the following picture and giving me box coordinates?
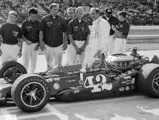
[0,61,27,83]
[12,75,50,112]
[145,68,159,97]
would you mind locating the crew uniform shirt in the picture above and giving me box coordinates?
[21,19,40,43]
[40,15,67,47]
[67,18,90,41]
[117,20,130,39]
[65,18,72,44]
[102,15,119,35]
[0,23,22,45]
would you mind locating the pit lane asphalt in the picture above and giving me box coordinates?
[1,49,159,120]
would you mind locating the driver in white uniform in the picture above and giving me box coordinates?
[80,8,110,73]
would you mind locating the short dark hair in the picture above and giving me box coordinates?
[118,11,127,18]
[8,11,18,18]
[49,3,59,10]
[95,8,100,14]
[28,7,38,15]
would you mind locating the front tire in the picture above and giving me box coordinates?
[11,74,50,112]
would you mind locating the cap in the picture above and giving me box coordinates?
[105,8,112,14]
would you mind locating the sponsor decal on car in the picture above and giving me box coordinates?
[126,86,130,91]
[84,74,113,93]
[119,87,125,91]
[53,77,60,82]
[66,80,76,83]
[46,78,54,83]
[53,83,60,90]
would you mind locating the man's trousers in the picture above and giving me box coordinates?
[21,42,38,73]
[44,44,64,69]
[1,44,19,65]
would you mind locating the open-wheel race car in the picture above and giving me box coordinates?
[0,48,159,112]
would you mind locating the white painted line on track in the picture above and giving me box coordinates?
[110,114,137,120]
[1,108,17,120]
[18,112,54,120]
[75,113,100,120]
[0,105,58,120]
[137,106,159,116]
[47,104,69,120]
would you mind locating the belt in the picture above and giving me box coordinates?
[2,42,17,45]
[116,37,126,39]
[74,40,85,41]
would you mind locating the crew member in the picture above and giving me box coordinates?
[62,7,75,66]
[103,8,119,55]
[67,7,90,65]
[39,3,67,69]
[112,11,130,54]
[0,11,23,65]
[21,8,40,73]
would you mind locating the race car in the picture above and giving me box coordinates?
[0,48,159,113]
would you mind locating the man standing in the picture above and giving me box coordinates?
[67,7,90,65]
[21,8,40,73]
[112,11,130,54]
[0,11,23,65]
[39,3,67,69]
[103,8,119,55]
[80,8,110,72]
[62,7,75,66]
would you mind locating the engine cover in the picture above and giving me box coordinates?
[105,54,138,69]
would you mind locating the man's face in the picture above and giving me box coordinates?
[67,9,75,19]
[50,5,59,16]
[29,13,38,22]
[75,8,83,19]
[105,13,112,18]
[8,14,17,23]
[90,9,98,20]
[118,14,124,22]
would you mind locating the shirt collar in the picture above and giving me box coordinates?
[75,18,82,23]
[49,14,58,19]
[28,18,37,23]
[93,17,101,24]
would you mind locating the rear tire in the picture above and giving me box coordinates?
[0,61,27,83]
[136,63,159,98]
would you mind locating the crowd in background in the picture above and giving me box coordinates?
[0,0,159,25]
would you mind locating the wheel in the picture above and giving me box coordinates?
[0,61,27,83]
[136,63,159,98]
[11,74,50,112]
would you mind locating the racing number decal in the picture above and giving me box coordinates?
[84,74,113,93]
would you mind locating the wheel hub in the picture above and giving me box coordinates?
[26,88,37,100]
[152,73,159,93]
[3,67,23,83]
[21,82,46,108]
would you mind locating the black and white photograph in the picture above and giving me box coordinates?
[0,0,159,120]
